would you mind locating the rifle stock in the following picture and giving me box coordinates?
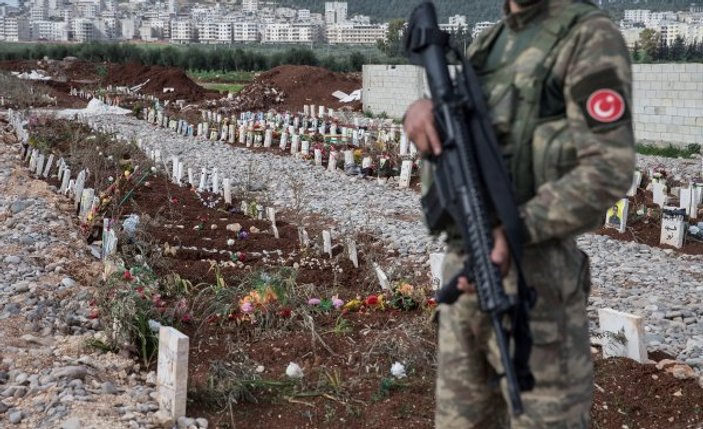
[406,1,536,416]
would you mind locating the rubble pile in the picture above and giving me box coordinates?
[104,63,209,101]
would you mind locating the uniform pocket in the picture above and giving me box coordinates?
[531,117,577,189]
[528,319,565,387]
[485,82,517,141]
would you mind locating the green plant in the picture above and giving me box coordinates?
[635,143,701,159]
[96,64,108,78]
[326,315,352,335]
[371,377,405,401]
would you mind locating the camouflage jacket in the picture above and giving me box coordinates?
[466,0,636,245]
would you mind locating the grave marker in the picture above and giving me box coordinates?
[264,129,273,148]
[399,160,413,189]
[344,150,353,166]
[187,168,194,187]
[198,168,207,192]
[60,168,71,193]
[211,168,219,194]
[223,178,232,205]
[79,188,95,222]
[322,231,332,258]
[604,198,629,233]
[279,133,288,150]
[291,135,300,154]
[314,149,323,166]
[328,151,338,172]
[653,182,668,207]
[429,253,447,291]
[660,207,686,249]
[346,238,358,268]
[35,153,45,176]
[73,171,86,208]
[598,308,647,363]
[626,171,642,197]
[373,263,390,290]
[43,154,54,178]
[157,327,189,422]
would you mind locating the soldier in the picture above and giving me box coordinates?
[403,0,636,427]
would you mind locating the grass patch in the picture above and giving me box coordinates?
[200,82,246,94]
[636,143,701,159]
[188,70,254,83]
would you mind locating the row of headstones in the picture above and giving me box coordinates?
[144,109,417,189]
[8,109,184,424]
[604,170,697,248]
[70,87,161,105]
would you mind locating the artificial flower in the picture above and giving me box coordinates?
[308,298,321,306]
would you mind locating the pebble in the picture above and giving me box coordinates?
[61,417,82,429]
[9,410,23,424]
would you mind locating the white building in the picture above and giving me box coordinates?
[170,18,194,43]
[72,18,95,42]
[4,16,30,41]
[32,19,68,40]
[233,21,258,42]
[120,17,136,39]
[325,1,346,25]
[0,17,4,39]
[242,0,257,13]
[297,9,310,21]
[96,16,119,39]
[326,23,387,45]
[30,0,48,21]
[472,21,494,38]
[440,15,469,33]
[624,9,651,24]
[261,22,316,43]
[620,28,642,49]
[197,21,232,44]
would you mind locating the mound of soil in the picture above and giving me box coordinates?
[247,65,362,112]
[104,63,209,102]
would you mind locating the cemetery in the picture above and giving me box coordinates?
[0,59,703,429]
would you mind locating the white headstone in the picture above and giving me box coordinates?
[211,168,219,194]
[660,207,686,249]
[35,153,45,176]
[187,168,194,187]
[102,217,118,259]
[264,129,272,148]
[399,160,413,189]
[328,151,338,172]
[198,168,207,192]
[399,132,409,156]
[228,125,236,143]
[626,171,642,197]
[291,135,300,154]
[42,154,54,178]
[60,168,71,193]
[374,263,390,290]
[73,171,86,207]
[653,182,668,208]
[223,178,232,205]
[429,253,447,291]
[314,149,323,166]
[279,133,288,151]
[598,308,647,363]
[346,238,358,268]
[344,150,354,166]
[157,327,189,422]
[79,188,95,222]
[322,230,332,258]
[301,140,310,155]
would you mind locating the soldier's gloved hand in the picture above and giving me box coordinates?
[457,226,511,294]
[403,99,442,156]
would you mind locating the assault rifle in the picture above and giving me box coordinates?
[405,2,536,415]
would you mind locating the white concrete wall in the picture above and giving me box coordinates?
[362,63,703,147]
[632,63,703,146]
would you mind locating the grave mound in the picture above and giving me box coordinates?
[104,63,208,101]
[249,65,362,112]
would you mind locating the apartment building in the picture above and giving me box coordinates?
[171,19,194,44]
[197,21,232,43]
[262,22,316,43]
[624,9,651,24]
[325,1,346,25]
[4,16,31,41]
[72,18,95,42]
[326,23,387,45]
[32,19,69,40]
[242,0,258,13]
[232,21,258,42]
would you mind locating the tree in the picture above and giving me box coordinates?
[377,19,406,58]
[631,41,641,63]
[638,28,660,62]
[348,51,366,72]
[670,35,686,61]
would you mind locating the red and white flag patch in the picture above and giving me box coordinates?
[586,89,625,123]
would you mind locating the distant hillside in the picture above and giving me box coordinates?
[275,0,698,23]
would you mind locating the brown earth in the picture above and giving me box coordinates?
[104,62,215,102]
[16,116,703,429]
[243,65,362,113]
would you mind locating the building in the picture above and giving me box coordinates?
[261,22,317,43]
[325,1,346,25]
[120,17,136,39]
[72,18,95,41]
[624,9,651,24]
[297,9,310,21]
[440,14,468,33]
[29,0,48,21]
[197,21,232,43]
[472,21,494,38]
[4,16,30,41]
[232,21,258,42]
[31,19,68,40]
[242,0,257,13]
[170,18,194,43]
[96,16,119,39]
[658,21,681,45]
[326,23,387,45]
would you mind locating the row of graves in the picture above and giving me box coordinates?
[136,102,421,189]
[8,108,389,423]
[604,168,703,249]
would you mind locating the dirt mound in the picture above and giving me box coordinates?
[246,65,361,112]
[104,63,208,101]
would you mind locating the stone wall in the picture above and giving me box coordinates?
[362,63,703,147]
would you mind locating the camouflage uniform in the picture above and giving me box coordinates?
[430,0,636,427]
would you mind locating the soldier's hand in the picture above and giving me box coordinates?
[403,99,442,156]
[457,227,511,294]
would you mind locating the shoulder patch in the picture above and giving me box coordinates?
[570,68,630,130]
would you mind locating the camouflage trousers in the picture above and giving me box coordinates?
[435,239,593,429]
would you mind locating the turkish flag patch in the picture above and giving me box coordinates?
[571,68,630,131]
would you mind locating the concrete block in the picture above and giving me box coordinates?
[598,308,647,363]
[157,327,189,421]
